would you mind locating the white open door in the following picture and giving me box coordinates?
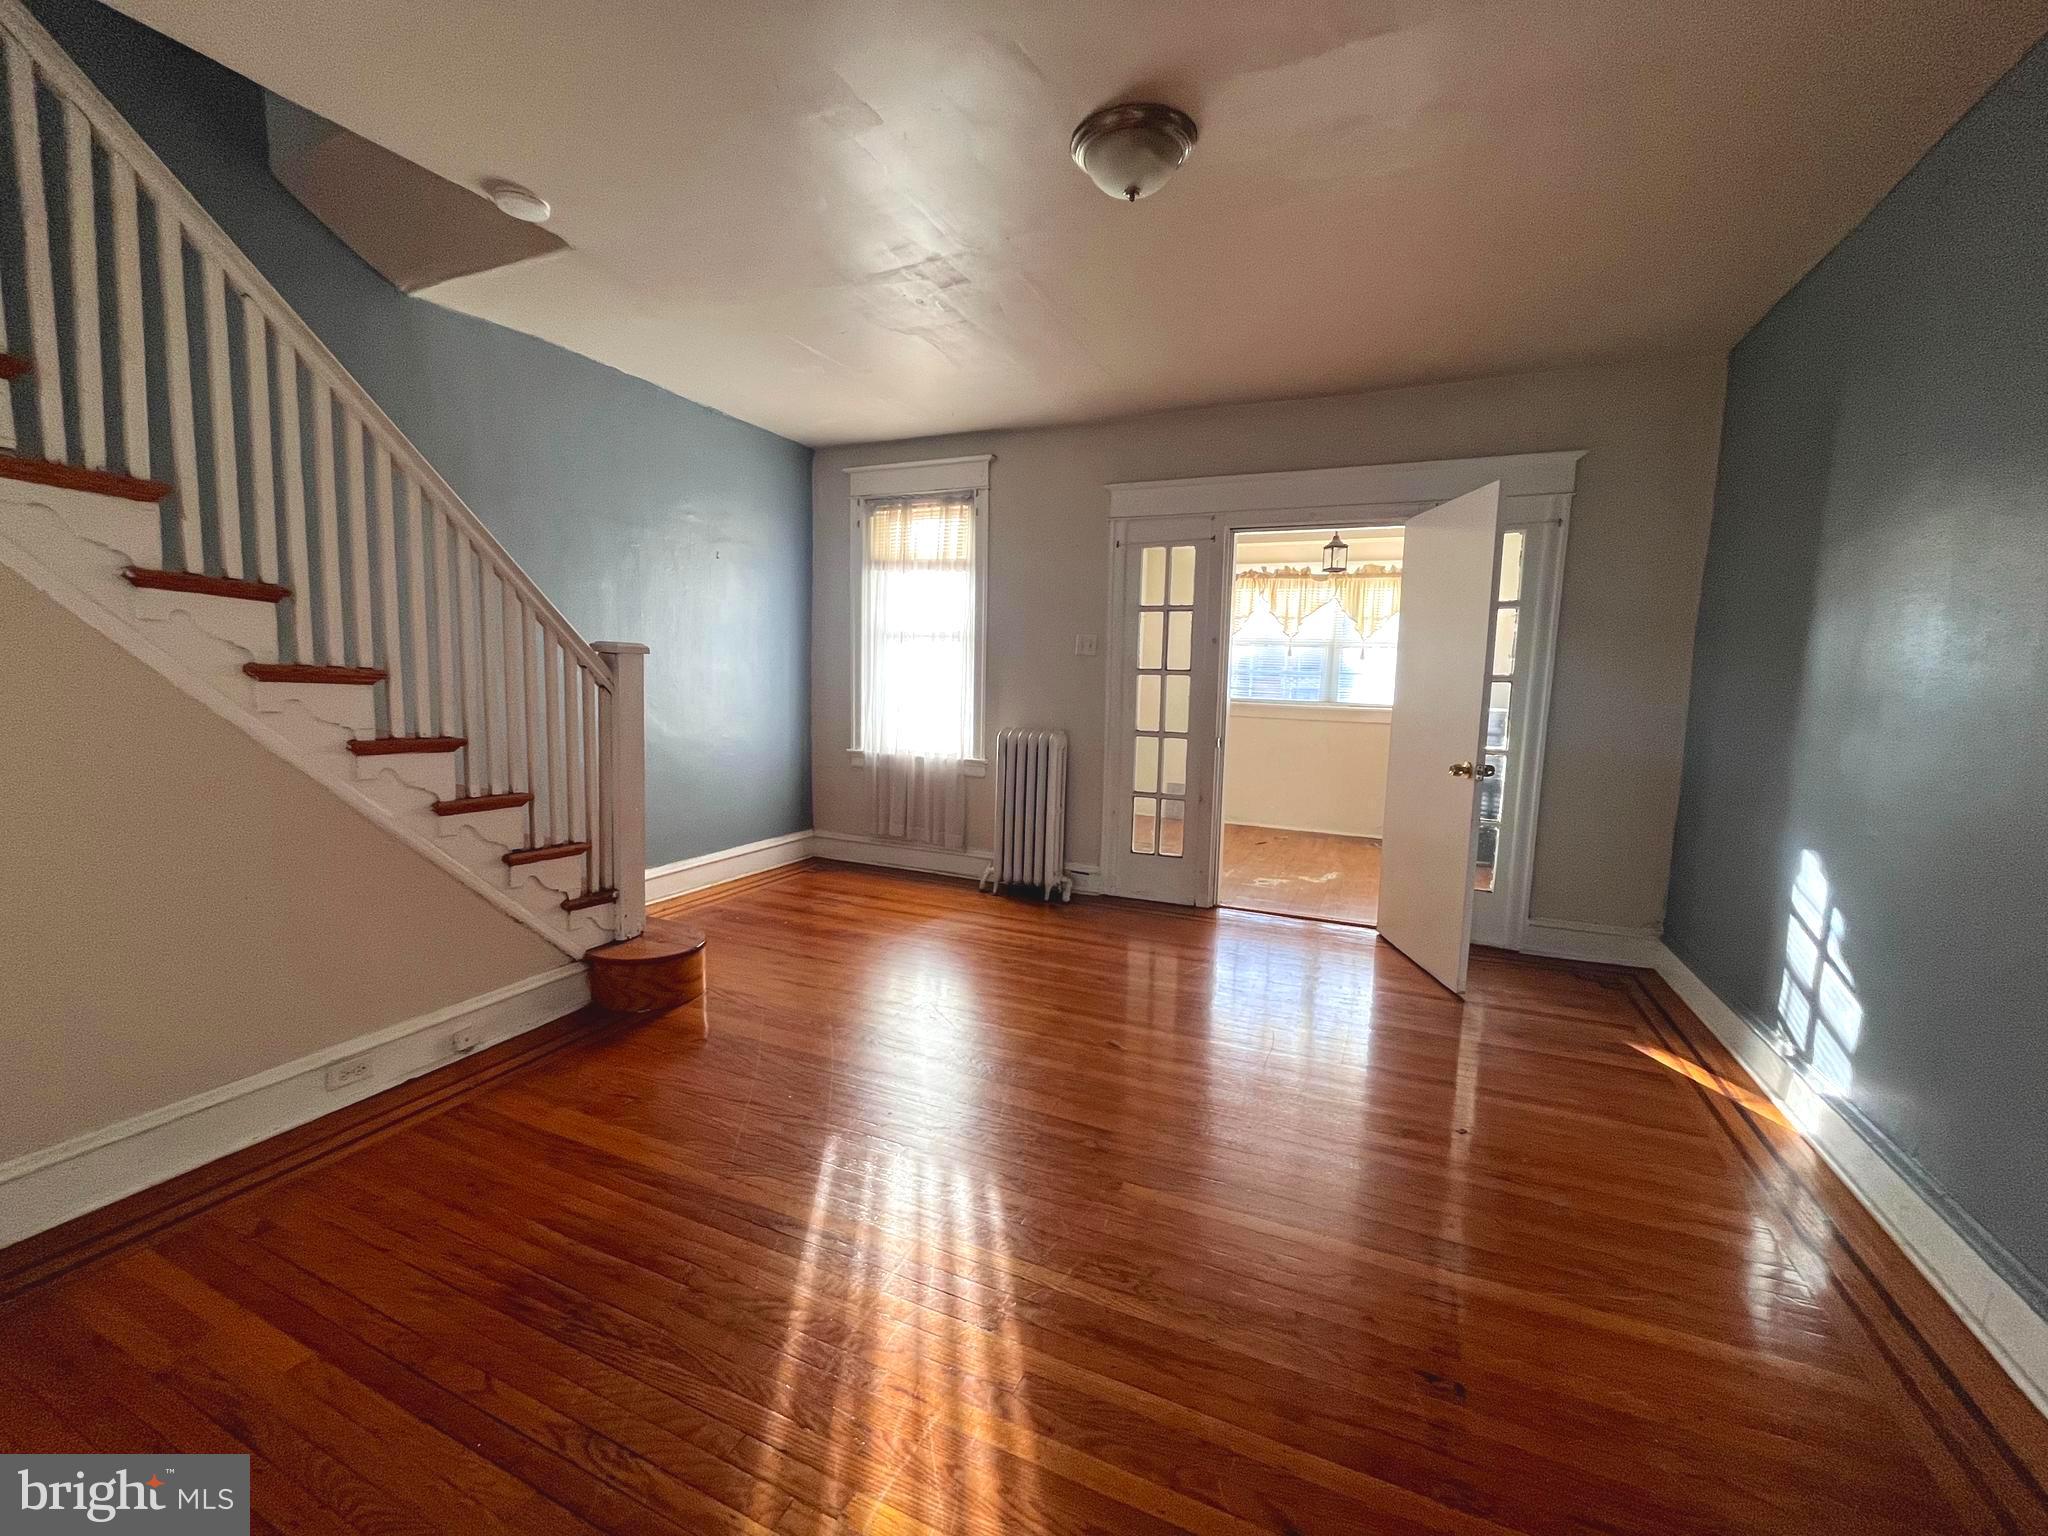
[1378,481,1502,993]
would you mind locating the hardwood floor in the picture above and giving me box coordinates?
[1218,822,1384,925]
[4,863,2045,1533]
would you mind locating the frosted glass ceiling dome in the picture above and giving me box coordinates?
[1070,103,1199,203]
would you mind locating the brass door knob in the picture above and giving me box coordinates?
[1448,761,1497,779]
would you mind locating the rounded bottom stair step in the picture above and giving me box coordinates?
[587,917,708,1037]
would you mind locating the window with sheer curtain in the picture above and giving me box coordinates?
[856,491,980,762]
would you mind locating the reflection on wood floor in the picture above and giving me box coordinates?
[1219,822,1384,925]
[2,863,2043,1533]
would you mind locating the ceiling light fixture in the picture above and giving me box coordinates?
[1322,531,1350,575]
[483,179,552,223]
[1069,103,1198,203]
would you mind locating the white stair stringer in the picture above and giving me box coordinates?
[0,479,613,958]
[440,822,613,946]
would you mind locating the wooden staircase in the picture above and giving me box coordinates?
[0,0,651,958]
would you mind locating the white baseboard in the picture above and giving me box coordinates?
[644,828,815,905]
[811,830,991,881]
[1654,945,2048,1417]
[0,964,590,1248]
[1225,817,1385,841]
[1516,917,1664,967]
[810,830,1101,894]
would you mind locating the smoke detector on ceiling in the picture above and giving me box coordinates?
[483,179,551,223]
[1070,103,1198,203]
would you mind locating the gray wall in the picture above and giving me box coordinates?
[1667,39,2048,1300]
[29,0,812,865]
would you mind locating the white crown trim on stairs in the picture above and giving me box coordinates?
[0,963,589,1248]
[1654,944,2048,1418]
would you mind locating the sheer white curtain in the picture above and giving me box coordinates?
[859,492,976,846]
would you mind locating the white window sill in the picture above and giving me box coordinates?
[1228,700,1391,724]
[846,749,988,778]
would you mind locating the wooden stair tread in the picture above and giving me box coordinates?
[347,736,464,756]
[124,566,289,603]
[0,353,31,381]
[432,792,531,816]
[504,841,590,867]
[589,916,707,965]
[561,889,618,912]
[244,661,384,685]
[0,453,173,502]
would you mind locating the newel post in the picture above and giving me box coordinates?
[595,641,650,940]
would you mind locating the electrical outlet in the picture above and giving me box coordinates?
[1074,633,1098,657]
[324,1056,371,1092]
[451,1025,481,1055]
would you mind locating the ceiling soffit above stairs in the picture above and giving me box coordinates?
[263,93,566,296]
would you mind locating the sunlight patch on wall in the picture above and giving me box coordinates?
[1774,850,1865,1105]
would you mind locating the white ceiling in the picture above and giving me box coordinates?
[109,0,2048,447]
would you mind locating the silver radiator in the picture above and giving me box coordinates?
[980,728,1073,901]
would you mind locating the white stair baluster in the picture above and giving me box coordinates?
[344,417,372,668]
[582,669,600,888]
[240,297,276,584]
[543,633,563,847]
[431,502,458,742]
[154,205,200,571]
[502,579,528,797]
[475,555,504,793]
[6,40,63,463]
[274,342,315,660]
[401,477,432,737]
[598,679,610,897]
[371,441,404,730]
[309,378,342,659]
[199,253,240,577]
[108,155,146,477]
[62,102,104,469]
[458,539,488,789]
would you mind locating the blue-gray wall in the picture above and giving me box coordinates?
[29,0,812,866]
[1667,39,2048,1302]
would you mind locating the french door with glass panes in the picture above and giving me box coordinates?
[1105,516,1222,904]
[1469,510,1561,948]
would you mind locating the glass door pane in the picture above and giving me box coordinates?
[1476,527,1525,893]
[1129,543,1198,858]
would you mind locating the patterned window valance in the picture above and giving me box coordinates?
[1230,565,1402,639]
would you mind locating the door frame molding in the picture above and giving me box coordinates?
[1102,452,1582,949]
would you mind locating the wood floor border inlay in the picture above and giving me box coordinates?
[1621,972,2048,1528]
[0,1008,617,1304]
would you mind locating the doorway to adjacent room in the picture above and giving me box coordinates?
[1218,524,1403,926]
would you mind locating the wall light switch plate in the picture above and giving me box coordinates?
[1074,634,1098,657]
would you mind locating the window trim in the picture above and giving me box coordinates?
[845,455,992,777]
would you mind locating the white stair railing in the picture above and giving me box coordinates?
[0,0,645,938]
